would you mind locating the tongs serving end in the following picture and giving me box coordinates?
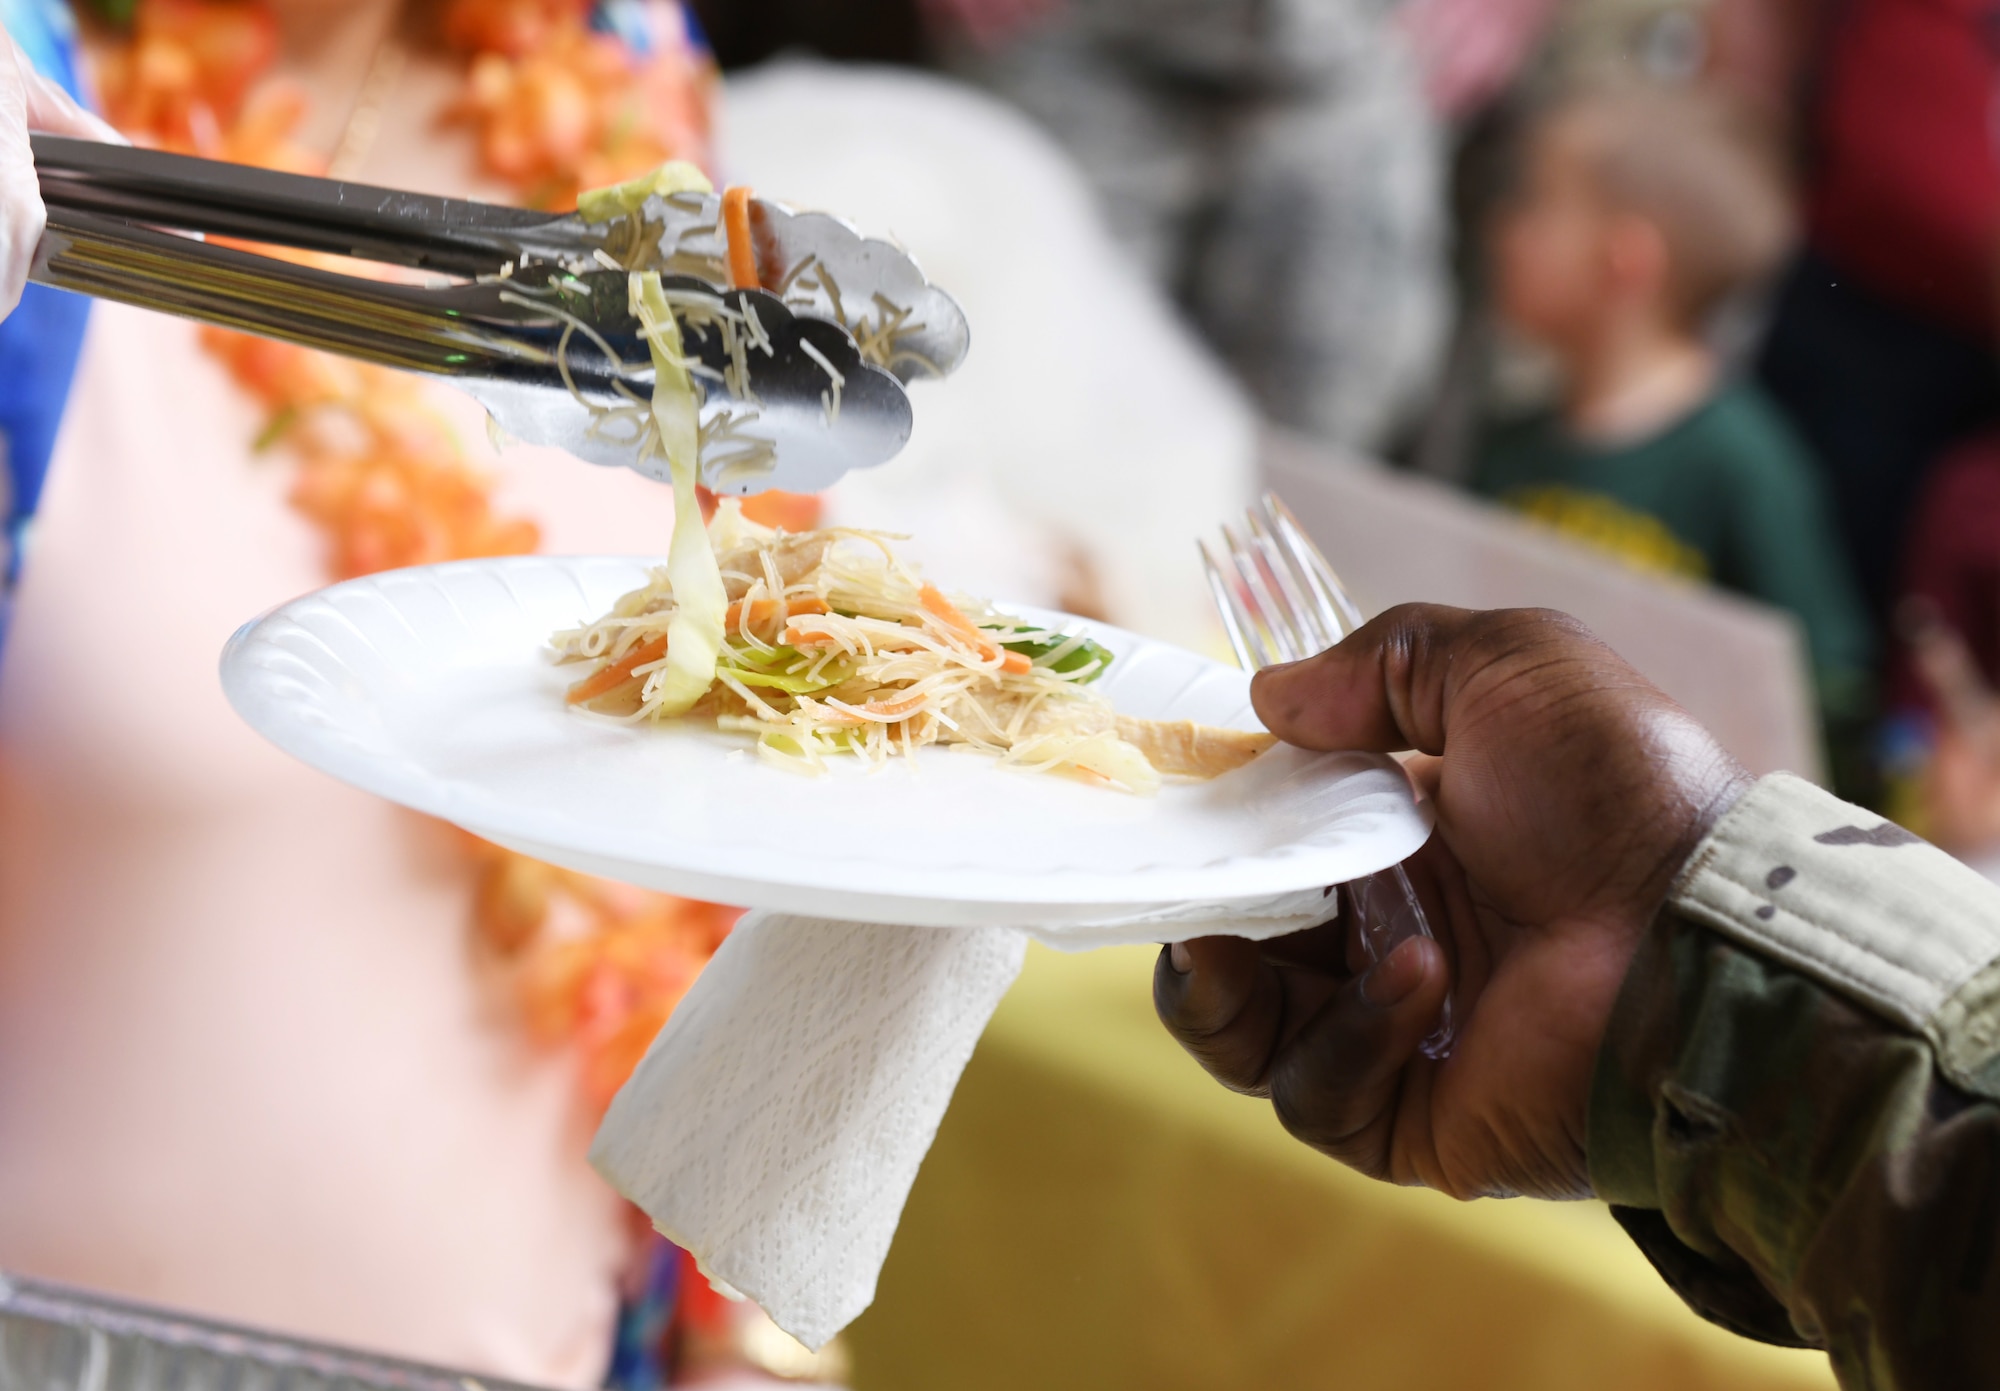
[26,135,970,495]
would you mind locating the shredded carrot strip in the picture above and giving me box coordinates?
[780,614,850,649]
[856,691,924,723]
[727,595,828,634]
[722,186,759,290]
[739,489,823,532]
[1001,650,1032,675]
[817,687,930,726]
[566,634,667,705]
[859,691,928,719]
[918,583,1001,662]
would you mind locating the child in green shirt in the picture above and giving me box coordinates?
[1473,85,1875,765]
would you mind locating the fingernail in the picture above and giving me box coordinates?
[1168,941,1193,974]
[1360,938,1424,1007]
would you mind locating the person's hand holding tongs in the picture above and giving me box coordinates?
[19,101,967,495]
[1,27,124,321]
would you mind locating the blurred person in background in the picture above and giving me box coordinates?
[926,0,1452,458]
[1398,0,1774,486]
[1471,83,1874,791]
[1708,0,2000,625]
[1881,418,2000,871]
[1397,0,1565,123]
[720,58,1260,650]
[1,3,1268,1384]
[0,3,837,1386]
[1893,602,2000,879]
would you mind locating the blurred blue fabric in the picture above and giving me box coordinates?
[0,0,92,652]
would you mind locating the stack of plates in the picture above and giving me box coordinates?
[0,1274,550,1391]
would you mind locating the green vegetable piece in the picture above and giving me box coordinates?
[731,665,848,695]
[577,162,713,224]
[986,627,1115,682]
[727,644,803,672]
[723,645,849,694]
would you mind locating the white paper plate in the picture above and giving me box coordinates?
[221,556,1432,931]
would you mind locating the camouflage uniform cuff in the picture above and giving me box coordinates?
[1588,773,2000,1359]
[1591,772,2000,1206]
[1668,773,2000,1042]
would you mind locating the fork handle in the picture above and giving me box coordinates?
[1347,865,1456,1058]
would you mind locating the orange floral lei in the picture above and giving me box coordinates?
[90,0,808,1111]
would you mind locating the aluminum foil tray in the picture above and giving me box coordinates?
[0,1273,554,1391]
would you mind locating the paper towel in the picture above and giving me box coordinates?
[589,893,1341,1350]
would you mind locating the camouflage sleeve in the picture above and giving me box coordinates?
[1589,773,2000,1388]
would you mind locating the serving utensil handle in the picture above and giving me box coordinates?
[31,132,588,277]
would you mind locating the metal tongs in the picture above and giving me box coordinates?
[27,135,971,493]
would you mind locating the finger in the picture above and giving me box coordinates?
[1250,603,1482,756]
[1267,936,1449,1179]
[1404,833,1491,998]
[1251,605,1611,760]
[1402,751,1442,800]
[1253,903,1346,974]
[1153,936,1285,1095]
[22,65,126,145]
[0,35,43,321]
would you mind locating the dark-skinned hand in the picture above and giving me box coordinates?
[1154,605,1751,1201]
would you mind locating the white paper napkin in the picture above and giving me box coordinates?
[588,892,1341,1351]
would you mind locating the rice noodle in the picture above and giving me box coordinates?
[551,507,1174,794]
[540,173,1203,791]
[798,338,845,428]
[513,169,789,494]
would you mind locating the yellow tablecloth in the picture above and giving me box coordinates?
[848,944,1837,1391]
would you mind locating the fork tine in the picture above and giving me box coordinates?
[1246,506,1336,654]
[1199,540,1260,670]
[1201,500,1371,672]
[1223,521,1300,665]
[1248,529,1319,661]
[1216,526,1270,667]
[1265,493,1364,633]
[1258,500,1348,647]
[1246,508,1325,661]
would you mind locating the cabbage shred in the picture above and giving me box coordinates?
[550,510,1165,794]
[629,271,727,717]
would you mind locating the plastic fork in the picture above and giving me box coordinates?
[1201,493,1455,1058]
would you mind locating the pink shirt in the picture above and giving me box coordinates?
[0,242,674,1388]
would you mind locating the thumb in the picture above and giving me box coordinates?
[1268,934,1449,1179]
[1250,602,1482,756]
[0,33,44,322]
[22,61,127,146]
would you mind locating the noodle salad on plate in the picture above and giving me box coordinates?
[546,163,1264,794]
[551,503,1274,794]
